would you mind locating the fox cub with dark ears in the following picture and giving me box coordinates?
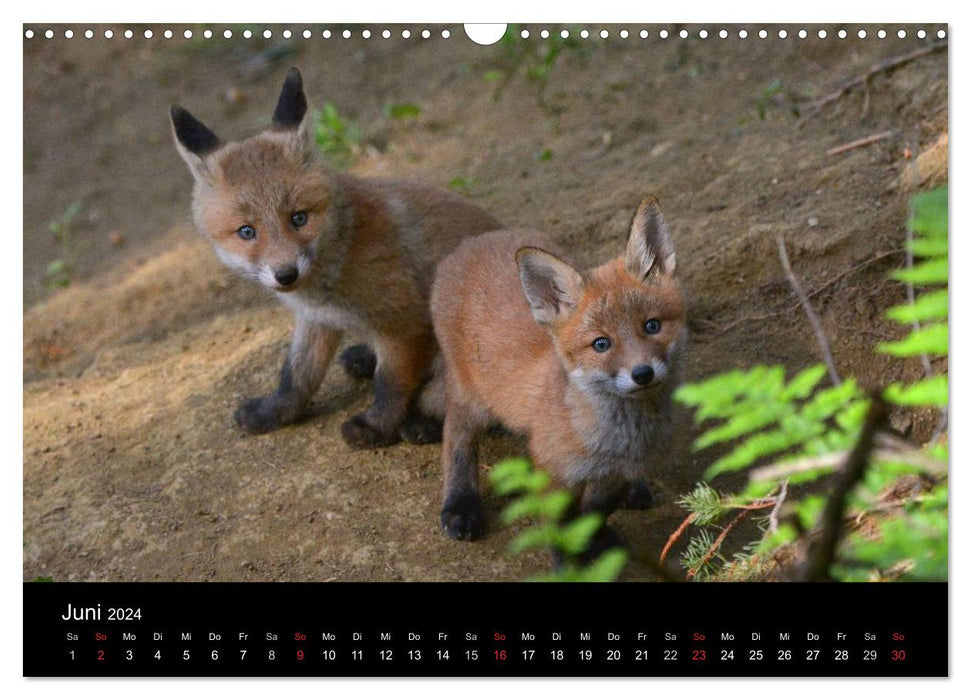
[171,68,502,448]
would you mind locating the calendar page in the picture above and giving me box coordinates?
[22,20,948,678]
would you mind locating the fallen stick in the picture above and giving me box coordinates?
[827,130,895,156]
[808,40,947,114]
[777,235,841,386]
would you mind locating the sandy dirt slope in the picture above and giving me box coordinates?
[23,25,946,581]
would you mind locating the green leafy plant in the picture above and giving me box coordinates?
[45,201,83,289]
[485,25,589,112]
[314,103,362,169]
[384,102,421,121]
[879,187,948,408]
[668,187,948,582]
[488,458,628,582]
[446,176,478,196]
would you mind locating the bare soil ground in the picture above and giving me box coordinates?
[23,25,947,582]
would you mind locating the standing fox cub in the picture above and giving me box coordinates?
[171,68,501,448]
[432,197,686,540]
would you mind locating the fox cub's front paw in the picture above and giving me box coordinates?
[441,493,485,541]
[340,414,401,449]
[400,412,444,445]
[235,397,289,435]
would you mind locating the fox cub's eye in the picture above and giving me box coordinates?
[644,319,662,335]
[592,337,612,353]
[237,225,256,241]
[290,211,308,227]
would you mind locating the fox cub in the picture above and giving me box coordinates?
[171,68,501,448]
[432,196,686,540]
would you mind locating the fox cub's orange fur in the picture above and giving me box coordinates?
[171,68,501,448]
[432,197,686,540]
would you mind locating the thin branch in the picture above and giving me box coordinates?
[687,509,753,581]
[768,480,789,534]
[800,396,888,582]
[661,491,780,578]
[804,249,905,300]
[699,249,904,337]
[777,235,841,385]
[826,130,895,157]
[750,453,844,481]
[807,41,948,115]
[723,500,778,511]
[874,432,948,475]
[659,512,696,565]
[861,82,872,120]
[749,439,947,482]
[853,493,935,525]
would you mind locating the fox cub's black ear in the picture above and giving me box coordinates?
[272,67,307,130]
[170,105,220,156]
[626,195,677,281]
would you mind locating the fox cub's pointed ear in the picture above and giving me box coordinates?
[170,105,220,180]
[272,67,308,130]
[626,195,677,281]
[272,67,316,161]
[516,247,585,325]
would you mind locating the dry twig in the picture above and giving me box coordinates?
[659,512,696,565]
[777,235,841,385]
[827,130,895,157]
[749,436,947,482]
[768,480,789,534]
[807,41,948,115]
[661,493,780,576]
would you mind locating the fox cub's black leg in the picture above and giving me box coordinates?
[340,368,407,449]
[339,344,377,380]
[235,323,341,435]
[341,338,431,449]
[621,480,654,510]
[558,482,629,564]
[440,403,484,540]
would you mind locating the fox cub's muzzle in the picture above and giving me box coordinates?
[630,364,655,386]
[274,266,300,288]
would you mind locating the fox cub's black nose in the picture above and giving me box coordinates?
[274,267,299,286]
[631,365,655,386]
